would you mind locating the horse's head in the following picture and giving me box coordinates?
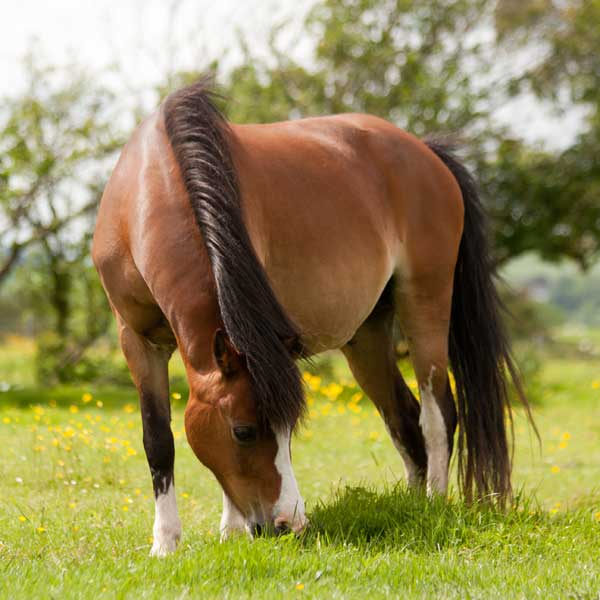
[184,329,307,538]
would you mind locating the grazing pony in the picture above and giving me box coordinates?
[93,78,526,556]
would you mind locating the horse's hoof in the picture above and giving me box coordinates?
[149,537,178,557]
[149,528,181,557]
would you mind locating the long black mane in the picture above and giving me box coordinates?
[164,78,304,430]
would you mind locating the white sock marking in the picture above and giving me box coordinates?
[220,492,251,540]
[384,423,421,486]
[150,480,182,557]
[419,367,449,495]
[273,429,307,533]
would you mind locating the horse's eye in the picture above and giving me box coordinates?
[232,425,258,444]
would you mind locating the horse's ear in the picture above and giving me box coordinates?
[213,329,241,377]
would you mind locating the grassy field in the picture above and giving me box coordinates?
[1,338,600,598]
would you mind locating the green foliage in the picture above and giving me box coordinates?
[221,0,600,267]
[225,0,495,136]
[0,52,122,282]
[0,51,123,382]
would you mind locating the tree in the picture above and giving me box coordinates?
[0,53,121,285]
[0,52,123,382]
[488,0,600,266]
[219,0,599,267]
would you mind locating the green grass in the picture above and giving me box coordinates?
[1,341,600,598]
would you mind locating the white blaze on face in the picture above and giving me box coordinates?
[272,429,307,533]
[150,479,182,557]
[419,367,449,495]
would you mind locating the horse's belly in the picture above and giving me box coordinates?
[268,252,393,353]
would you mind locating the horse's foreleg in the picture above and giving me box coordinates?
[341,307,427,486]
[395,277,457,496]
[118,319,180,556]
[220,492,250,540]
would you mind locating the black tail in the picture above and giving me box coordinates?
[426,140,533,504]
[164,78,304,430]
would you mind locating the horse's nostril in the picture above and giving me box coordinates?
[275,522,290,535]
[252,523,263,537]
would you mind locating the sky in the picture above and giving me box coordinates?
[1,0,314,93]
[0,0,586,148]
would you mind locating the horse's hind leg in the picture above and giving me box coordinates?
[341,304,427,486]
[117,316,180,556]
[395,275,457,496]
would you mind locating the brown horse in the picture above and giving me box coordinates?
[93,78,526,556]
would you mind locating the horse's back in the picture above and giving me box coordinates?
[229,114,463,350]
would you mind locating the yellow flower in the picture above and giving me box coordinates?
[592,381,600,389]
[18,515,26,523]
[561,432,571,441]
[122,506,129,512]
[82,393,93,403]
[321,383,343,399]
[2,417,11,424]
[171,392,182,400]
[295,583,305,591]
[558,441,568,450]
[134,488,141,495]
[69,502,76,509]
[126,447,137,456]
[181,492,189,499]
[336,405,346,415]
[37,527,46,533]
[123,404,135,414]
[96,401,104,408]
[69,405,79,414]
[551,465,560,474]
[368,431,380,441]
[350,392,363,403]
[308,375,321,392]
[594,511,600,522]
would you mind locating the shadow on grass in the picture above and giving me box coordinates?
[301,484,546,552]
